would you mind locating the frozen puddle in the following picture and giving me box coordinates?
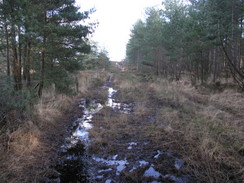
[154,150,184,170]
[48,74,192,183]
[144,165,189,183]
[175,158,184,170]
[127,142,137,149]
[144,166,161,178]
[93,156,128,176]
[105,85,133,114]
[47,98,104,182]
[63,99,103,148]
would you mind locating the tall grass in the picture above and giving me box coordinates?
[113,71,244,182]
[0,70,108,183]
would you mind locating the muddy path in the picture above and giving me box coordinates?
[45,73,195,183]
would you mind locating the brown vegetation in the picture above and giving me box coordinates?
[89,70,244,182]
[0,70,108,183]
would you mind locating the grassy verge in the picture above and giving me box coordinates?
[89,70,243,182]
[0,70,108,183]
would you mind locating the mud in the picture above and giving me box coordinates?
[46,74,195,183]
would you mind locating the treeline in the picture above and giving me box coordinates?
[0,0,110,95]
[0,0,111,125]
[126,0,244,89]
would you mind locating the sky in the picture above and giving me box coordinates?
[76,0,163,61]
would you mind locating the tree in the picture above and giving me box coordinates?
[0,0,94,94]
[126,0,244,89]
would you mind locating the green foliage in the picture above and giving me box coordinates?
[126,0,244,86]
[0,0,96,94]
[45,66,76,95]
[0,75,32,116]
[81,43,111,70]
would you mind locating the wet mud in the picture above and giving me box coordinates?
[46,74,195,183]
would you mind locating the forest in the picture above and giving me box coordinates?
[0,0,243,182]
[126,0,244,89]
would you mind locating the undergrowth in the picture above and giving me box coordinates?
[111,70,244,182]
[0,70,108,183]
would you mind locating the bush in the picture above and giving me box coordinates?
[0,75,32,127]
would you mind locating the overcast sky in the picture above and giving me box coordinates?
[76,0,163,61]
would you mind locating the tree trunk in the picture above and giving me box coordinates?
[26,41,31,87]
[213,48,217,83]
[38,11,47,97]
[11,26,22,90]
[18,26,22,78]
[4,23,10,76]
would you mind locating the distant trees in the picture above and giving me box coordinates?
[126,0,244,89]
[81,43,111,70]
[0,0,95,95]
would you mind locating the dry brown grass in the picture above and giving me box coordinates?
[89,107,132,155]
[77,70,108,94]
[109,71,244,182]
[0,70,109,183]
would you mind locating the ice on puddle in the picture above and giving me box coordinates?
[116,164,126,175]
[96,175,103,179]
[175,158,184,170]
[154,150,161,159]
[82,121,93,130]
[98,168,112,173]
[93,156,128,175]
[108,87,117,97]
[129,160,148,173]
[154,150,184,170]
[127,142,137,149]
[144,166,162,178]
[139,160,149,166]
[129,142,137,145]
[106,87,133,114]
[73,129,88,139]
[163,174,188,183]
[129,167,137,172]
[69,99,103,146]
[105,179,112,183]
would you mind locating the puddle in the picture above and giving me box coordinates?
[175,158,184,170]
[144,166,161,178]
[93,156,128,176]
[62,99,103,148]
[102,73,134,114]
[154,150,161,159]
[105,86,133,114]
[127,142,137,149]
[46,98,103,182]
[46,74,192,183]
